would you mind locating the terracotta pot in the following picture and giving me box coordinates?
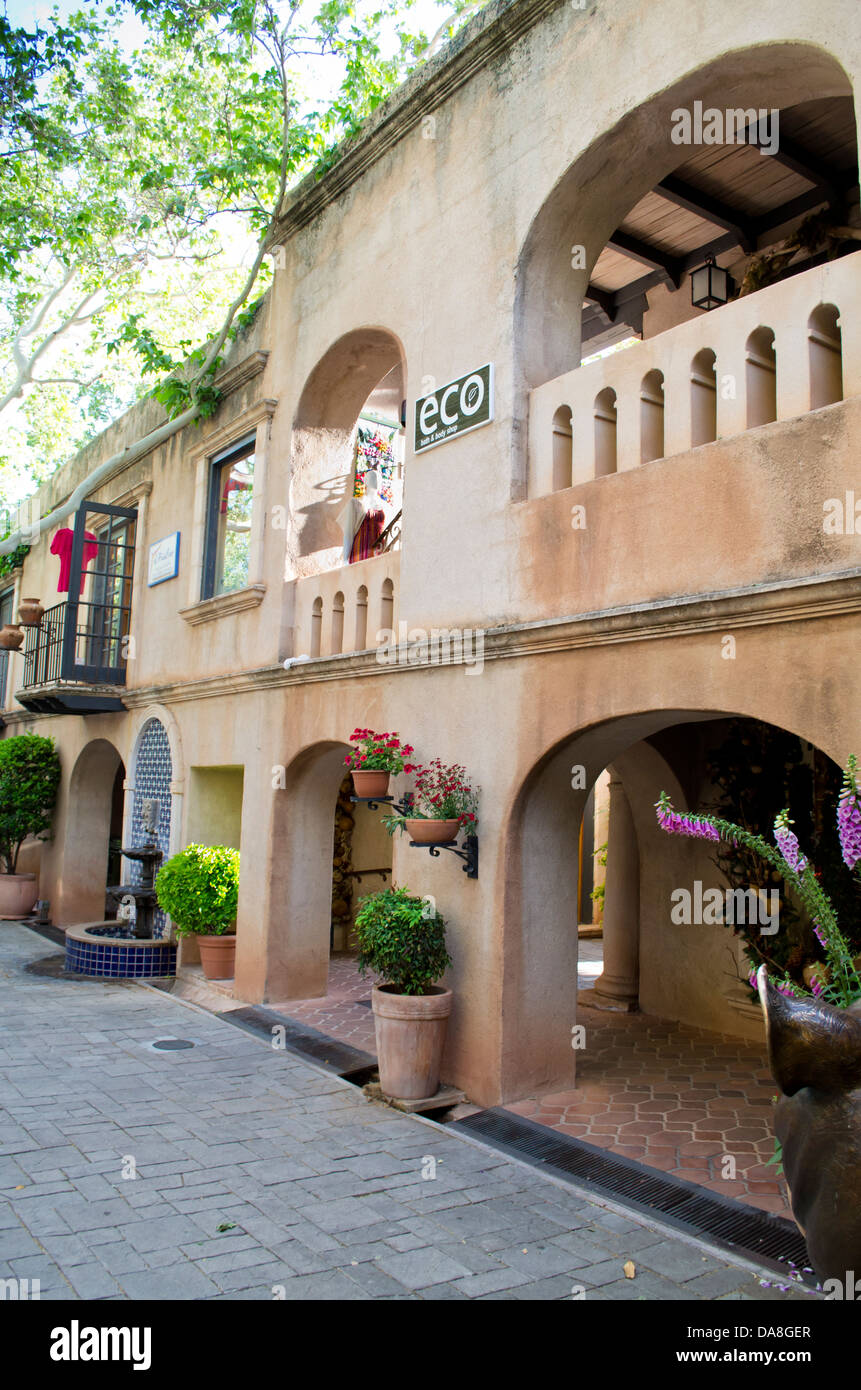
[351,770,390,798]
[372,984,452,1100]
[404,817,461,844]
[0,624,23,651]
[197,933,236,980]
[17,598,43,628]
[0,873,38,920]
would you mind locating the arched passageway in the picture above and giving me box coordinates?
[54,739,125,925]
[502,710,850,1214]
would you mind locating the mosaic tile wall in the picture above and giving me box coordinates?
[129,717,172,938]
[65,934,177,978]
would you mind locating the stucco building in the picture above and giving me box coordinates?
[1,0,860,1108]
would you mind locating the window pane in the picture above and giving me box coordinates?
[215,454,254,594]
[0,589,13,707]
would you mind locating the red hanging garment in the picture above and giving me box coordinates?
[51,527,99,596]
[349,507,386,564]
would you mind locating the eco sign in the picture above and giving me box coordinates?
[414,364,493,453]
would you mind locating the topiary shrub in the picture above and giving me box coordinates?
[354,886,451,995]
[0,733,61,874]
[155,844,239,936]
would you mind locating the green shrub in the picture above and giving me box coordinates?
[155,844,239,936]
[354,886,451,995]
[0,733,61,874]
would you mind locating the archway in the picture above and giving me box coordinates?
[261,740,395,1018]
[55,739,125,925]
[515,42,856,395]
[288,328,406,579]
[502,708,849,1213]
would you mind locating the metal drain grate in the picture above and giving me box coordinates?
[452,1108,811,1276]
[222,1005,376,1075]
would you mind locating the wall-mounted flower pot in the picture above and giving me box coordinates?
[351,770,390,798]
[372,984,452,1099]
[0,624,24,651]
[0,873,38,920]
[18,599,43,627]
[405,818,460,844]
[197,933,236,980]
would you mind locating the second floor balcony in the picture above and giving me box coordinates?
[528,252,860,497]
[16,599,130,714]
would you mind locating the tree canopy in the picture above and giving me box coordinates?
[0,0,483,534]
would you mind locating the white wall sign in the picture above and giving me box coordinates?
[148,532,180,586]
[414,364,494,454]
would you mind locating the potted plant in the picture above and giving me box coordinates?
[355,886,453,1100]
[155,843,239,980]
[344,728,415,799]
[0,733,60,919]
[385,759,479,844]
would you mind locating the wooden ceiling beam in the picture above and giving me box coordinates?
[605,230,684,288]
[656,174,756,251]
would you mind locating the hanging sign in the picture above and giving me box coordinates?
[148,532,180,586]
[414,364,493,454]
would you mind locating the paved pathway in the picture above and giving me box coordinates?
[263,944,789,1218]
[0,925,811,1301]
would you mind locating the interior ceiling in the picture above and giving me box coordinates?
[583,96,859,349]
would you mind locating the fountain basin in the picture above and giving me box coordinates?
[65,923,176,979]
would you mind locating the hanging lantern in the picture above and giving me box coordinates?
[691,254,731,311]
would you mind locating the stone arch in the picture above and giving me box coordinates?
[498,703,845,1102]
[263,738,353,1000]
[54,738,125,925]
[514,42,855,395]
[288,327,406,577]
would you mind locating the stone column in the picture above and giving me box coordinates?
[592,773,640,1011]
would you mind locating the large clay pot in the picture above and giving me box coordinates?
[0,873,38,920]
[404,818,460,844]
[351,770,390,798]
[0,624,23,651]
[757,965,861,1283]
[197,933,236,980]
[17,598,43,628]
[372,984,452,1100]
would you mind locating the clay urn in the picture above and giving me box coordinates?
[17,598,43,627]
[372,984,453,1100]
[0,623,24,651]
[757,965,861,1283]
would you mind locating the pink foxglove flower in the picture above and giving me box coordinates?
[838,756,861,873]
[655,796,720,841]
[773,811,808,874]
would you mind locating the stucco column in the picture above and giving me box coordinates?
[592,773,639,1011]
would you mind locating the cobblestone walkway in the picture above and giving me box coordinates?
[0,925,809,1301]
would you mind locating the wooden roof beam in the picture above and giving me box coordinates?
[656,175,756,251]
[605,230,684,288]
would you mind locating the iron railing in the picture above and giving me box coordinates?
[22,602,66,686]
[21,596,132,688]
[374,508,402,555]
